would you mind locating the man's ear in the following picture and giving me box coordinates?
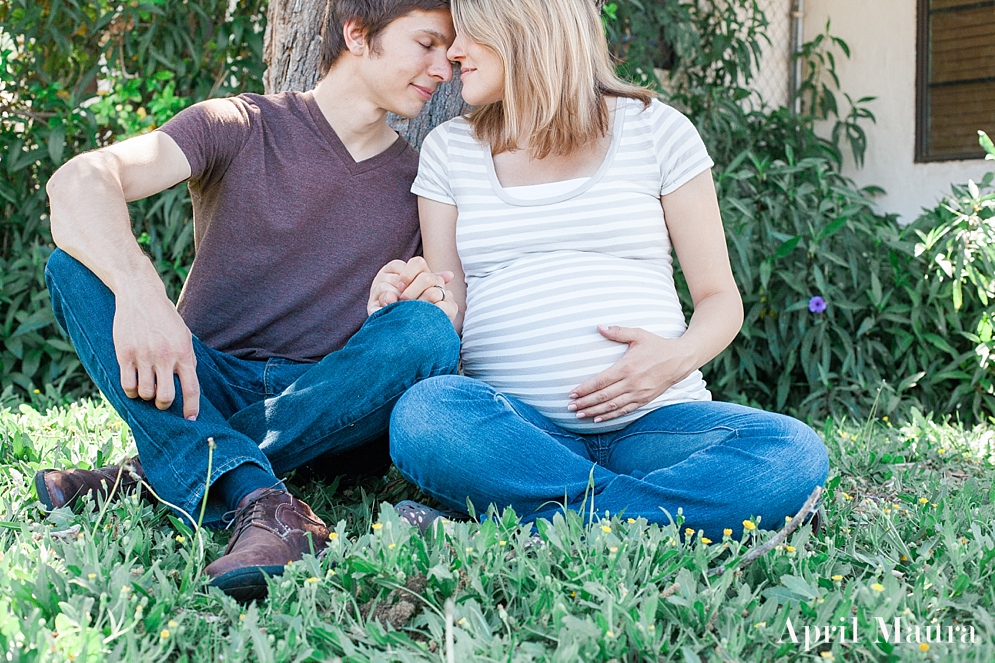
[342,19,368,56]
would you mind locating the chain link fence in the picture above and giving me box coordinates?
[753,0,796,109]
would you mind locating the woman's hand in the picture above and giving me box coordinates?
[568,325,696,424]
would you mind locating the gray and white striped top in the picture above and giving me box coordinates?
[412,97,714,433]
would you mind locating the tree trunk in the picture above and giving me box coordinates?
[263,0,466,150]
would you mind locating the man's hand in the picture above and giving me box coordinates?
[367,257,458,321]
[568,326,697,424]
[113,289,200,420]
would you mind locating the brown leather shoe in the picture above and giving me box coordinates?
[204,488,329,602]
[34,457,153,511]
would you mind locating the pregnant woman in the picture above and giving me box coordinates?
[386,0,829,538]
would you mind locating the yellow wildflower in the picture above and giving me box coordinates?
[871,583,884,592]
[754,622,766,628]
[609,546,619,554]
[938,448,946,454]
[685,527,695,537]
[329,532,339,540]
[919,497,928,504]
[371,523,383,531]
[627,518,636,524]
[701,537,712,545]
[307,576,320,584]
[785,545,795,553]
[168,620,178,628]
[465,547,473,553]
[723,528,733,537]
[820,653,834,661]
[159,630,169,639]
[499,540,507,546]
[842,492,853,501]
[920,643,930,652]
[606,631,615,638]
[601,525,611,533]
[742,520,756,531]
[832,575,843,581]
[87,573,96,580]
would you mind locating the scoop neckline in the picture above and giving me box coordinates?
[483,97,627,207]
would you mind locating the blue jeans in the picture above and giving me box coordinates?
[390,375,829,538]
[46,249,460,525]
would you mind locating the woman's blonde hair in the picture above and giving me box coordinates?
[452,0,654,158]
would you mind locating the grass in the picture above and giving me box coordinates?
[0,399,993,662]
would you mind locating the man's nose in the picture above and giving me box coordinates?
[430,54,455,82]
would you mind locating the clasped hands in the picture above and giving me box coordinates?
[367,257,458,321]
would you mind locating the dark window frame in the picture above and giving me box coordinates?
[915,0,995,162]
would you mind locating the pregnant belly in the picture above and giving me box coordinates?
[460,253,704,433]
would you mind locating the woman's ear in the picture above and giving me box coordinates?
[342,19,367,56]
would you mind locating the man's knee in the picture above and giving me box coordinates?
[375,301,460,375]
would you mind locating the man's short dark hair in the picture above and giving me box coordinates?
[320,0,450,76]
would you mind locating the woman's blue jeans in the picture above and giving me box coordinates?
[390,375,829,538]
[46,249,460,525]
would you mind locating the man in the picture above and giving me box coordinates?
[36,0,460,601]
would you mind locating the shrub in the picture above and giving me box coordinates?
[900,133,995,420]
[0,0,265,403]
[607,1,995,422]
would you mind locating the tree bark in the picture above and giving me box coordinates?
[263,0,466,150]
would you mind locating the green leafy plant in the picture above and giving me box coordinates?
[0,0,266,399]
[900,132,995,419]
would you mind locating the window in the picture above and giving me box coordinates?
[916,0,995,161]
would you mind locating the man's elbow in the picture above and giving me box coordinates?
[47,151,115,244]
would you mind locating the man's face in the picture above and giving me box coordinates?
[359,10,456,118]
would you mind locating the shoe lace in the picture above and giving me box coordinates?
[221,486,289,554]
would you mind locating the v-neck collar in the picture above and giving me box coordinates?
[303,91,409,175]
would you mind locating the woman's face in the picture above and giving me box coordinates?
[447,33,504,106]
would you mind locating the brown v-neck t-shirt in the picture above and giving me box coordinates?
[158,91,421,362]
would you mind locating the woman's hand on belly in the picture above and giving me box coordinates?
[567,325,696,424]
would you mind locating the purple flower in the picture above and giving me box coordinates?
[808,296,827,314]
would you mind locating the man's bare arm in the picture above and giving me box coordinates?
[47,132,202,419]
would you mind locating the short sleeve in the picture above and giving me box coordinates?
[157,97,253,185]
[649,100,714,196]
[411,123,455,205]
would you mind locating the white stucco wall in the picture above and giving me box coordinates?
[804,0,993,223]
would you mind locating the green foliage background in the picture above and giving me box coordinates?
[0,0,265,402]
[1,0,993,421]
[606,0,995,422]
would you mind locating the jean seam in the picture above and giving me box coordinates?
[494,392,579,445]
[611,426,738,447]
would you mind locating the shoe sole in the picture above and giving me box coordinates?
[208,565,286,602]
[34,471,56,511]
